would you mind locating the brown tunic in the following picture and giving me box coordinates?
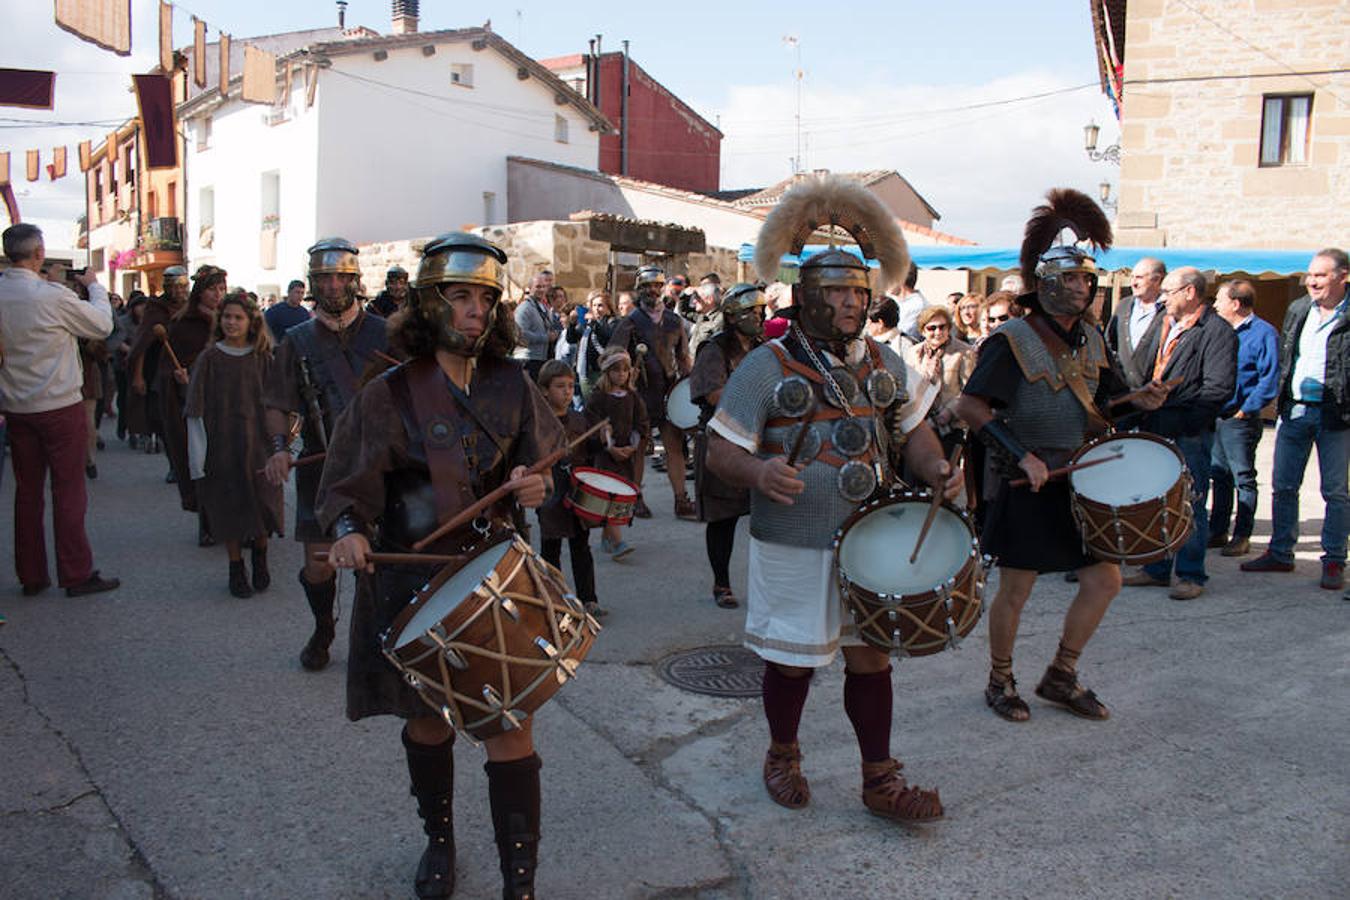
[128,298,181,436]
[584,388,648,485]
[315,355,564,721]
[608,308,689,426]
[184,345,284,542]
[689,334,751,522]
[536,408,597,541]
[159,311,214,512]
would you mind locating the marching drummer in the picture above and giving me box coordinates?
[584,346,649,559]
[706,175,960,824]
[955,189,1170,724]
[318,233,564,900]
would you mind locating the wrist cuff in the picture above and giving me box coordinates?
[271,434,289,455]
[333,511,367,542]
[978,419,1029,464]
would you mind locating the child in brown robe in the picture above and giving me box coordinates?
[185,294,284,597]
[535,360,604,617]
[584,346,648,558]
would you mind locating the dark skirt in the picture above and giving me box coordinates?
[346,563,436,722]
[293,449,325,542]
[981,478,1099,573]
[159,380,196,512]
[694,430,748,522]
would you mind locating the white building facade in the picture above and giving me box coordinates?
[180,27,609,295]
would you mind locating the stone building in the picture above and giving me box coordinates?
[1094,0,1349,249]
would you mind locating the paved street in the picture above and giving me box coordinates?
[2,432,1347,899]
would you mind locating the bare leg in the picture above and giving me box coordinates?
[1058,561,1121,664]
[225,540,243,562]
[987,567,1037,669]
[661,420,687,500]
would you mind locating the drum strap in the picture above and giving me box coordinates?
[1024,314,1111,437]
[402,358,481,525]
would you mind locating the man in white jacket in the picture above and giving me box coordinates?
[0,224,119,597]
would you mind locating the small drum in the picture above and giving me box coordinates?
[1069,432,1193,565]
[382,534,600,741]
[834,492,986,657]
[665,376,701,431]
[565,467,639,526]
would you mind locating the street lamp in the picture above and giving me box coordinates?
[1098,180,1117,212]
[1084,120,1120,164]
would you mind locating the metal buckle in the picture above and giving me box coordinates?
[782,422,822,462]
[831,417,870,457]
[838,460,878,503]
[865,368,899,407]
[773,375,814,418]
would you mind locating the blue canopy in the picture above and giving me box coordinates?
[737,243,1317,277]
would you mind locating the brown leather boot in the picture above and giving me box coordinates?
[860,758,943,822]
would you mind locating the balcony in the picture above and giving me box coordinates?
[128,217,184,271]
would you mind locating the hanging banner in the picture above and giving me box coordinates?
[193,17,207,88]
[2,183,20,227]
[79,140,92,172]
[54,0,132,57]
[27,150,40,182]
[159,1,174,74]
[49,146,68,180]
[134,74,178,169]
[241,45,278,104]
[0,68,56,110]
[219,33,232,97]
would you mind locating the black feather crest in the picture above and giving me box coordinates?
[1019,188,1113,288]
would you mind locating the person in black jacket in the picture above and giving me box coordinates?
[1106,257,1168,389]
[1242,248,1350,591]
[1122,266,1238,601]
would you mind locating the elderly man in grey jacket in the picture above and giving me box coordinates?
[512,270,560,381]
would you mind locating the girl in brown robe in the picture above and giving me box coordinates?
[584,346,648,557]
[185,294,283,598]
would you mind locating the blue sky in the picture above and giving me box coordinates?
[5,1,1119,245]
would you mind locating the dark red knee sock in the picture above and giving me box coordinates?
[844,667,893,763]
[761,664,812,745]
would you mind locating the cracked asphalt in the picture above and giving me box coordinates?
[2,432,1346,898]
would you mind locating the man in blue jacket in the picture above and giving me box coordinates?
[1207,279,1280,557]
[1242,248,1350,591]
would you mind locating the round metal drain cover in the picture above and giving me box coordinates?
[656,645,764,698]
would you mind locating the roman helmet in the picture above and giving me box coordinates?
[387,265,408,282]
[634,265,665,311]
[412,231,507,355]
[754,174,910,343]
[720,282,768,339]
[306,237,361,315]
[162,265,190,303]
[1018,188,1112,318]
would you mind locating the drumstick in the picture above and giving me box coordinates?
[785,397,819,467]
[412,418,610,551]
[909,445,964,565]
[314,550,466,567]
[151,324,186,375]
[1108,377,1185,409]
[1008,451,1124,488]
[372,349,401,367]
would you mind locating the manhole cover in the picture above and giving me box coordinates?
[656,645,764,698]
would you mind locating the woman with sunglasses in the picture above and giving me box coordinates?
[903,305,976,458]
[978,290,1017,345]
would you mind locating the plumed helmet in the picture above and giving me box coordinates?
[306,237,361,277]
[1019,189,1112,317]
[721,282,768,338]
[411,232,508,356]
[634,265,665,289]
[414,232,506,291]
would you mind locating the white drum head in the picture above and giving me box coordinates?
[838,502,970,595]
[666,378,701,430]
[398,541,513,647]
[1072,437,1180,505]
[576,469,635,495]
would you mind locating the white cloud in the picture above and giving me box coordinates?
[707,71,1120,246]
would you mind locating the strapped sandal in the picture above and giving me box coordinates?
[1035,666,1110,720]
[713,586,739,609]
[985,674,1031,722]
[763,741,810,809]
[861,758,943,823]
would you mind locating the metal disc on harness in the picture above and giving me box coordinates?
[773,375,814,418]
[838,460,878,503]
[865,369,899,408]
[832,417,871,457]
[781,422,823,463]
[825,367,861,409]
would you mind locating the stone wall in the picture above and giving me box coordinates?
[1116,0,1349,249]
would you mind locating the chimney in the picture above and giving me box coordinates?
[336,1,347,29]
[392,0,419,35]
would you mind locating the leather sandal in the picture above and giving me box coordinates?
[985,674,1030,722]
[860,758,943,823]
[763,741,810,809]
[1035,666,1110,720]
[713,586,739,609]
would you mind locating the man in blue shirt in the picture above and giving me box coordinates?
[1242,248,1350,591]
[263,279,311,342]
[1207,279,1279,556]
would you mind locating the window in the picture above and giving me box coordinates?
[197,116,212,151]
[199,187,215,226]
[261,171,281,229]
[554,114,569,144]
[450,63,474,88]
[147,189,158,218]
[483,191,497,226]
[93,167,103,206]
[123,143,135,187]
[1260,94,1312,166]
[90,248,105,272]
[166,181,177,218]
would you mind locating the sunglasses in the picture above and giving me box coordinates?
[987,313,1011,324]
[923,323,950,332]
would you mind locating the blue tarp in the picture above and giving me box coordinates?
[736,243,1318,276]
